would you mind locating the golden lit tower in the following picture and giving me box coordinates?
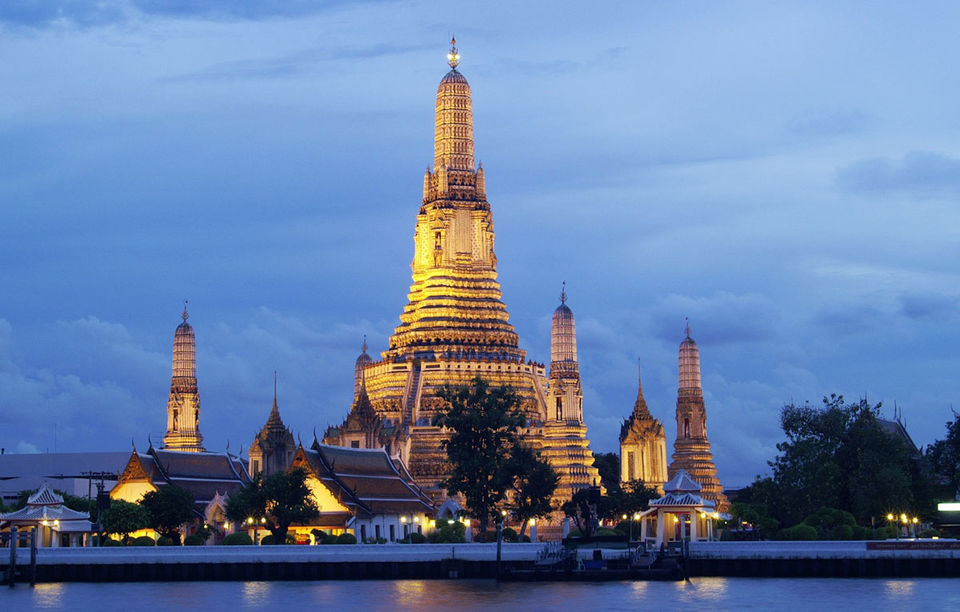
[668,321,727,510]
[548,283,582,422]
[353,40,602,503]
[541,285,602,500]
[248,373,296,478]
[619,360,668,491]
[162,303,204,452]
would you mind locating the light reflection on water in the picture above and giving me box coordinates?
[4,578,960,611]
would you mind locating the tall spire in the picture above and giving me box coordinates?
[679,322,702,395]
[560,281,567,305]
[551,285,577,364]
[434,38,474,171]
[633,358,652,419]
[163,305,204,452]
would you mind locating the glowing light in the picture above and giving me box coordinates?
[528,519,534,526]
[413,516,420,523]
[633,513,640,520]
[622,514,627,520]
[53,520,59,527]
[938,502,960,512]
[501,510,507,517]
[887,513,894,521]
[712,513,719,519]
[400,517,407,524]
[912,517,919,524]
[900,513,908,522]
[247,517,254,525]
[261,517,267,524]
[41,520,48,526]
[448,519,454,525]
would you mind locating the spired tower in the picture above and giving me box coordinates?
[354,40,599,504]
[248,374,296,478]
[354,337,373,399]
[541,286,602,499]
[668,322,728,511]
[162,304,204,452]
[619,360,668,491]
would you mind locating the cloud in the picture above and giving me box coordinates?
[650,292,779,346]
[786,109,871,138]
[898,292,959,321]
[168,42,436,82]
[0,0,386,29]
[836,151,960,198]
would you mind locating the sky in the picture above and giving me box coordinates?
[1,1,959,488]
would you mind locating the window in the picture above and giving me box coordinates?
[172,410,178,431]
[684,418,690,438]
[375,525,381,540]
[351,440,360,448]
[389,525,395,542]
[556,397,562,420]
[627,451,636,481]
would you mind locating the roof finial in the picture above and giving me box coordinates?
[182,300,189,322]
[560,281,567,305]
[362,334,368,354]
[273,370,278,401]
[447,35,460,68]
[685,317,690,338]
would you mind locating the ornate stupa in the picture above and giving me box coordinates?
[541,285,602,499]
[668,321,728,511]
[619,360,668,491]
[248,373,296,478]
[354,337,373,399]
[162,303,204,452]
[342,40,600,504]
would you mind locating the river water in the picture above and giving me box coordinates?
[5,578,958,611]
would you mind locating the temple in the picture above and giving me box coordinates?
[668,322,728,511]
[162,304,204,452]
[326,40,601,507]
[248,374,297,479]
[619,360,669,491]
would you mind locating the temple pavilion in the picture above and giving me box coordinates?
[636,470,718,548]
[0,484,93,548]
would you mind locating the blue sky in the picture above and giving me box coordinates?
[1,1,959,487]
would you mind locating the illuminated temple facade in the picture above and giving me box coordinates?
[324,41,601,505]
[668,323,728,512]
[162,305,204,453]
[619,361,669,492]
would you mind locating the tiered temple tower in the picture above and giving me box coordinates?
[248,374,296,478]
[668,322,728,511]
[162,304,204,452]
[619,360,668,491]
[352,40,599,504]
[541,286,602,499]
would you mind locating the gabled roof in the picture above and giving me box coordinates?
[113,446,251,509]
[294,442,435,518]
[1,483,91,524]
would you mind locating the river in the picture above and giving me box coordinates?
[5,578,959,610]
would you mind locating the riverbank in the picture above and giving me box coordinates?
[5,540,960,582]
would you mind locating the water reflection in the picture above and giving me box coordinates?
[884,580,915,598]
[243,581,273,606]
[32,583,64,608]
[674,577,729,602]
[393,579,429,607]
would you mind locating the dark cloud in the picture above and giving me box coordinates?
[836,151,960,197]
[899,293,959,321]
[650,293,779,346]
[811,304,886,337]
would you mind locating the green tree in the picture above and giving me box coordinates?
[505,442,558,537]
[592,452,620,492]
[100,499,149,544]
[436,376,525,533]
[225,468,319,545]
[560,487,611,536]
[928,410,960,496]
[141,485,196,544]
[769,394,932,526]
[608,480,659,519]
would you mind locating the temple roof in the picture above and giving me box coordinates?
[664,469,702,493]
[439,68,468,85]
[295,442,435,517]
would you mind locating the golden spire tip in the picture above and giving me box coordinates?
[447,36,460,68]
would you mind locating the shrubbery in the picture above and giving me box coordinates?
[130,536,156,546]
[183,534,206,546]
[427,520,466,543]
[260,534,295,545]
[777,523,818,540]
[222,532,253,545]
[335,533,357,545]
[920,528,940,538]
[156,536,175,546]
[100,538,123,547]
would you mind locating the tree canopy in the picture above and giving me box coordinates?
[505,441,558,536]
[100,499,149,544]
[742,394,936,528]
[436,375,526,532]
[225,467,319,545]
[140,485,196,544]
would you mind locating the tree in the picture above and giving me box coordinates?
[141,485,196,544]
[768,394,933,526]
[436,376,526,533]
[608,480,659,519]
[928,410,960,497]
[505,442,558,537]
[225,468,319,545]
[561,487,611,536]
[100,499,149,544]
[592,452,621,492]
